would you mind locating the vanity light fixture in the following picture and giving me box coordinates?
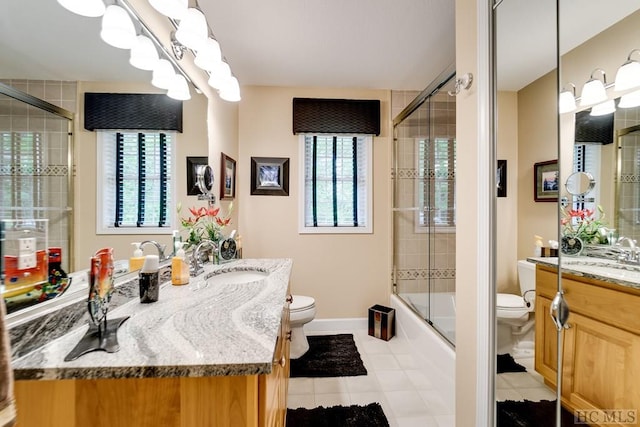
[618,89,640,109]
[129,34,160,70]
[151,59,177,89]
[167,74,191,100]
[57,0,106,17]
[148,0,187,19]
[207,61,232,90]
[559,83,577,114]
[219,76,241,102]
[194,38,222,72]
[100,4,137,49]
[580,68,608,107]
[175,7,209,51]
[614,49,640,92]
[589,99,616,116]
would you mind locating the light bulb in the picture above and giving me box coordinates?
[175,8,208,51]
[151,59,175,90]
[167,74,191,101]
[100,5,136,49]
[559,90,576,114]
[57,0,105,17]
[619,89,640,109]
[219,76,241,102]
[148,0,187,19]
[580,78,607,106]
[194,38,222,72]
[207,61,231,90]
[129,35,159,71]
[590,99,616,116]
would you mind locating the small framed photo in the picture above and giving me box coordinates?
[497,159,507,198]
[186,156,208,196]
[534,159,559,202]
[250,157,290,196]
[220,153,236,200]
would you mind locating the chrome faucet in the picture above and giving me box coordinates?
[616,236,639,264]
[190,239,218,277]
[140,240,168,262]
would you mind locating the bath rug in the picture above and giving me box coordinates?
[287,403,389,427]
[496,353,527,374]
[290,334,367,378]
[497,399,578,426]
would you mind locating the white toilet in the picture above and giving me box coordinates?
[289,295,317,359]
[497,260,536,357]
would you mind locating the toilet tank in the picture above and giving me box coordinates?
[517,260,537,307]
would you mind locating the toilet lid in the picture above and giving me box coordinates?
[496,293,526,309]
[290,295,315,311]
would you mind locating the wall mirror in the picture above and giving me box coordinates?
[494,1,640,425]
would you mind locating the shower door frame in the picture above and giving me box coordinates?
[0,82,75,269]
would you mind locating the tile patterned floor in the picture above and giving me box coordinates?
[495,356,557,403]
[287,329,455,427]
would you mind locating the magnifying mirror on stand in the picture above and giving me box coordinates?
[195,164,216,206]
[560,171,595,207]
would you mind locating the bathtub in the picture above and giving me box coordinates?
[390,293,456,405]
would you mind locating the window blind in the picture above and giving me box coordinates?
[0,132,43,224]
[417,137,456,227]
[304,135,368,227]
[106,132,172,228]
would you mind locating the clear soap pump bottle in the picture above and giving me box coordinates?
[171,242,189,286]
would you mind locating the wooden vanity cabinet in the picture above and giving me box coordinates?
[535,265,640,426]
[14,297,292,427]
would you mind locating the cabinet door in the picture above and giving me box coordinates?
[535,295,559,386]
[562,311,640,426]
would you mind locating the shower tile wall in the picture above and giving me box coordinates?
[615,105,640,242]
[392,90,456,297]
[0,80,76,271]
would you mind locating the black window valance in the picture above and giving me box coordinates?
[84,93,183,132]
[292,98,380,136]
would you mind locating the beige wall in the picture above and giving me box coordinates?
[73,81,238,271]
[516,71,559,260]
[237,86,391,319]
[496,91,519,294]
[454,0,480,422]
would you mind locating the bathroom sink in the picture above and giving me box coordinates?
[206,270,269,286]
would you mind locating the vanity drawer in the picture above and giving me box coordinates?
[536,267,640,335]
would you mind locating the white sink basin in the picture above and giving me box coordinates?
[206,270,269,285]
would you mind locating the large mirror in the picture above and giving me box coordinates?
[495,0,640,425]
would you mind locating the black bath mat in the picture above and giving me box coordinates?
[497,400,577,426]
[290,334,367,378]
[287,403,389,427]
[497,353,527,374]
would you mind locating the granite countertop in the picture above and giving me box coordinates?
[11,258,293,381]
[528,256,640,291]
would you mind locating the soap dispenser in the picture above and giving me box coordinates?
[171,242,189,286]
[129,242,145,272]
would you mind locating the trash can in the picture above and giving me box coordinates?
[368,304,395,341]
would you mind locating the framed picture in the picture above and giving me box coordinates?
[220,153,236,200]
[186,156,208,196]
[250,157,290,196]
[497,159,507,198]
[534,159,559,202]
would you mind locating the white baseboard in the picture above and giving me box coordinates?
[304,317,368,332]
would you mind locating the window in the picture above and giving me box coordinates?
[97,131,176,234]
[416,137,456,232]
[299,134,372,234]
[0,132,43,226]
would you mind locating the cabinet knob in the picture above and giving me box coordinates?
[286,330,292,341]
[286,294,293,303]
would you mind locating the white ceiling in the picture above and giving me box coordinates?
[0,1,638,93]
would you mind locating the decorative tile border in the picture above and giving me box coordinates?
[395,168,455,180]
[0,164,69,176]
[620,174,640,183]
[396,268,456,280]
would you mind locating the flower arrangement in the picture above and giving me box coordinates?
[177,202,232,249]
[561,205,608,244]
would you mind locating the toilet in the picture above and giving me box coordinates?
[497,260,536,357]
[289,295,317,359]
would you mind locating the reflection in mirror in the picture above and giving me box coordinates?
[565,171,595,196]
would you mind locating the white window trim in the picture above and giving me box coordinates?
[298,134,373,234]
[96,131,177,235]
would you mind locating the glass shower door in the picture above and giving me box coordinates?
[392,74,457,345]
